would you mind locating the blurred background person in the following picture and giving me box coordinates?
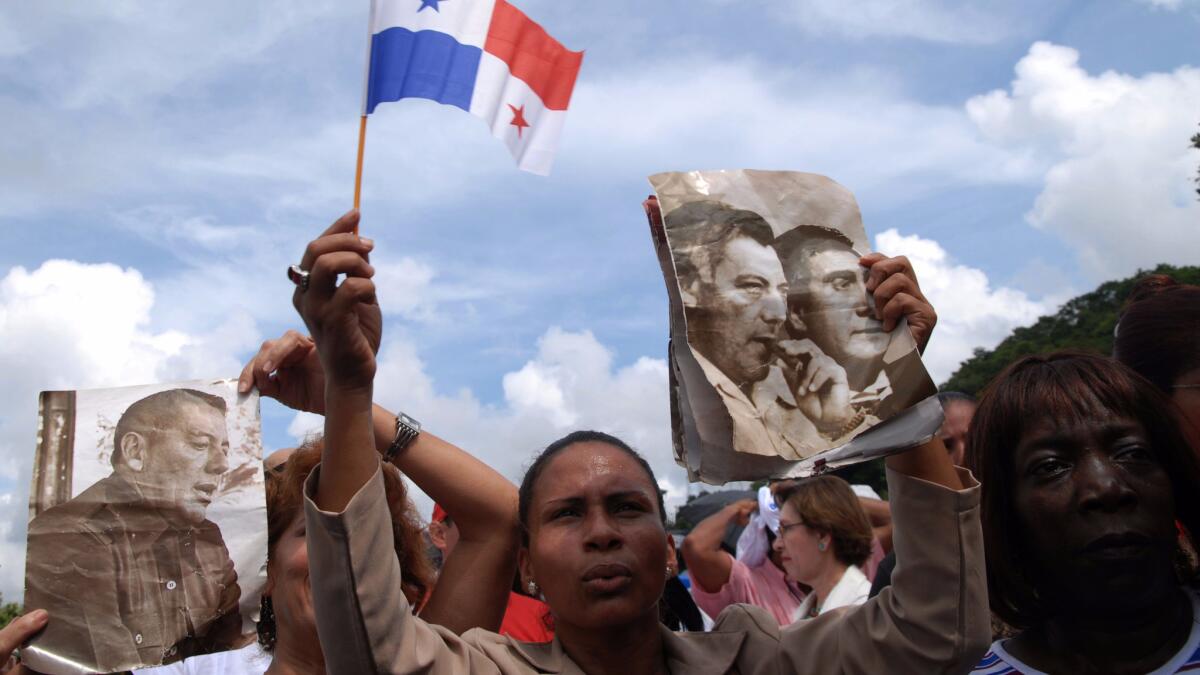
[681,486,805,626]
[967,352,1200,674]
[428,504,554,642]
[869,391,977,598]
[1114,274,1200,452]
[937,392,978,468]
[773,476,875,620]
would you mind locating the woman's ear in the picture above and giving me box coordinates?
[665,532,678,575]
[518,546,534,590]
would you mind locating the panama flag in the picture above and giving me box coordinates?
[364,0,583,175]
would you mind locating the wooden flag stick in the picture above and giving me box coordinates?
[352,114,368,233]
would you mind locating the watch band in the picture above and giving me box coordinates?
[383,412,421,463]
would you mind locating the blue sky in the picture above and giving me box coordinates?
[0,0,1198,599]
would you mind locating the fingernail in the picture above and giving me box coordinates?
[261,360,273,373]
[28,609,48,625]
[360,237,374,249]
[237,380,249,394]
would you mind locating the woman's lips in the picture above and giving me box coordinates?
[582,563,633,595]
[1083,532,1152,560]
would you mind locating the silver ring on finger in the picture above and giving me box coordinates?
[287,264,311,292]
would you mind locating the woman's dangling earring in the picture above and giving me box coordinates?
[817,540,827,552]
[257,595,276,649]
[527,580,539,596]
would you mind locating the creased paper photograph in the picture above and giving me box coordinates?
[22,380,267,675]
[648,170,942,483]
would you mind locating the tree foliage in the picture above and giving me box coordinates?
[0,594,22,630]
[941,264,1200,396]
[1193,125,1200,199]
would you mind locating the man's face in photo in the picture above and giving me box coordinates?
[136,401,231,526]
[786,243,889,374]
[689,234,789,386]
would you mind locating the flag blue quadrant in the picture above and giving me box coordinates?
[366,27,482,114]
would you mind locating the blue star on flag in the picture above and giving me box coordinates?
[418,0,444,11]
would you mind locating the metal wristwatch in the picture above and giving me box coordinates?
[383,412,421,463]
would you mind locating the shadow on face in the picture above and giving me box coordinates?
[1011,413,1178,614]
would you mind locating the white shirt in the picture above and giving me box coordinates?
[134,642,272,675]
[792,564,871,621]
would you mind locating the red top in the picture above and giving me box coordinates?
[499,591,554,643]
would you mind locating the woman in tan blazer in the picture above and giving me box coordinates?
[294,210,991,675]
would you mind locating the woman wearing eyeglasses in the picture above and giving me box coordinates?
[772,475,875,620]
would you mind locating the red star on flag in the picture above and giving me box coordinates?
[507,103,530,138]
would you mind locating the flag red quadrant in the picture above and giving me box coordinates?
[483,0,583,111]
[363,0,583,174]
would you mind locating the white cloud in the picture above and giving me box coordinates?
[567,57,1030,201]
[1136,0,1187,10]
[0,2,351,109]
[0,260,258,600]
[768,0,1032,44]
[874,229,1056,383]
[967,41,1200,279]
[285,327,683,528]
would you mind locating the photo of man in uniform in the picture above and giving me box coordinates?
[24,388,243,674]
[774,225,935,437]
[665,200,854,461]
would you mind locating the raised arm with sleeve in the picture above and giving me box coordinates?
[680,500,754,594]
[241,225,517,634]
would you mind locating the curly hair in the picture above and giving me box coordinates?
[261,440,434,647]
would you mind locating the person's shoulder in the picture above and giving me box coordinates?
[462,628,556,671]
[712,603,781,640]
[28,478,118,537]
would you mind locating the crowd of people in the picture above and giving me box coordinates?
[2,210,1197,675]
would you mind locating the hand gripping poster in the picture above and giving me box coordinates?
[647,170,943,484]
[22,380,267,675]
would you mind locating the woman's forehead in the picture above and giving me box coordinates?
[536,442,655,500]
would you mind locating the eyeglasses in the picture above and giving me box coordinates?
[778,519,807,536]
[1172,384,1200,390]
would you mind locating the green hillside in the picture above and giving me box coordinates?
[941,264,1200,396]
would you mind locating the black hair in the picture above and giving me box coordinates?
[966,351,1200,628]
[518,430,666,546]
[663,200,776,291]
[773,225,858,315]
[1114,275,1200,394]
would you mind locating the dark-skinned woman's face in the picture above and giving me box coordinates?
[520,442,674,630]
[1012,413,1177,612]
